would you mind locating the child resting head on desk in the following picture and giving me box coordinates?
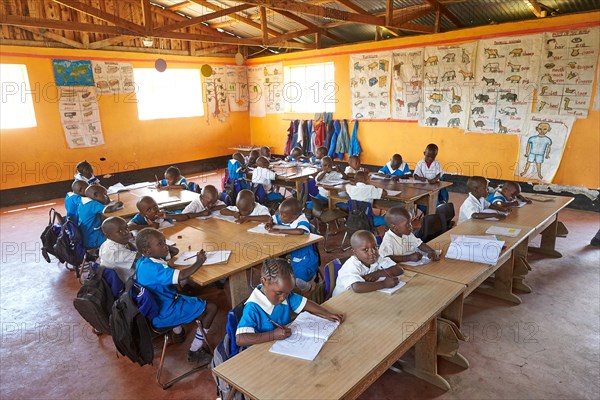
[181,185,226,217]
[236,258,344,347]
[379,207,440,263]
[135,228,217,364]
[487,181,532,208]
[378,153,411,181]
[128,196,190,230]
[247,149,260,168]
[78,185,123,249]
[458,176,510,225]
[99,216,137,283]
[287,146,308,163]
[332,230,405,297]
[65,179,89,222]
[220,189,271,224]
[157,166,187,190]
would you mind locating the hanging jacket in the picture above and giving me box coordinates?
[291,120,300,149]
[301,120,310,154]
[314,120,326,148]
[284,121,294,155]
[327,120,342,159]
[349,120,362,156]
[296,120,304,149]
[307,120,314,154]
[325,119,335,150]
[335,119,350,159]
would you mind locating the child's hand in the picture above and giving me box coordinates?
[362,273,377,282]
[497,213,507,219]
[193,249,207,266]
[199,209,211,217]
[235,215,247,224]
[168,246,179,258]
[115,201,124,208]
[157,210,166,219]
[324,312,344,324]
[264,221,274,230]
[273,327,292,340]
[408,252,423,262]
[428,251,440,261]
[382,276,399,288]
[392,176,400,182]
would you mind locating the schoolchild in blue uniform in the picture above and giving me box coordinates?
[487,181,532,208]
[286,146,309,163]
[128,196,193,231]
[235,258,343,347]
[227,152,249,190]
[309,146,328,166]
[77,185,123,249]
[135,228,217,363]
[157,166,187,190]
[377,154,411,180]
[65,180,88,222]
[74,160,100,185]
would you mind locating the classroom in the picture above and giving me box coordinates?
[1,1,599,399]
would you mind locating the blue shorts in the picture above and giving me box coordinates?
[527,153,544,163]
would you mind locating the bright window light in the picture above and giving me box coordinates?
[133,68,204,120]
[283,62,336,113]
[0,64,37,129]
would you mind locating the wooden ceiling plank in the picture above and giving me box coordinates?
[2,15,127,35]
[166,1,194,11]
[273,9,344,43]
[17,26,84,48]
[154,4,255,34]
[259,6,268,42]
[189,0,279,36]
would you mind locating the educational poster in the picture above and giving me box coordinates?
[469,34,542,134]
[226,65,249,112]
[91,61,135,95]
[516,114,575,183]
[350,51,392,120]
[52,59,94,86]
[391,48,423,120]
[262,62,284,114]
[205,65,230,119]
[58,86,104,148]
[420,42,477,129]
[536,27,599,118]
[247,65,266,117]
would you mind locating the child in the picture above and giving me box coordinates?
[236,258,343,347]
[228,153,247,182]
[220,190,271,224]
[315,156,348,202]
[251,156,277,192]
[65,180,88,222]
[157,166,187,190]
[286,146,308,163]
[414,144,442,183]
[458,176,508,224]
[487,181,532,208]
[99,217,137,283]
[344,155,364,178]
[247,149,260,168]
[135,228,217,363]
[378,154,411,180]
[78,185,123,249]
[332,230,404,296]
[260,145,277,161]
[181,185,226,216]
[265,198,319,290]
[128,196,191,230]
[379,207,440,263]
[74,160,99,185]
[310,146,328,166]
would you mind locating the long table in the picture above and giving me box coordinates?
[213,273,466,398]
[108,187,199,218]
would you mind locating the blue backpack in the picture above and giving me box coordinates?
[53,216,87,271]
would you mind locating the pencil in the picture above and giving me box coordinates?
[268,318,285,329]
[183,254,197,261]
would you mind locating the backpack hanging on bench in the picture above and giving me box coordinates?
[40,208,64,263]
[345,200,374,237]
[73,265,115,335]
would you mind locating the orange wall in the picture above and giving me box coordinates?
[0,46,250,190]
[249,12,600,189]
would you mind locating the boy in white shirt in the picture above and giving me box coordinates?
[414,143,443,183]
[315,156,348,201]
[344,155,366,178]
[181,185,226,216]
[458,176,508,224]
[332,230,404,296]
[220,189,271,224]
[99,217,137,283]
[379,207,440,263]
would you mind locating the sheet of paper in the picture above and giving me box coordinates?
[212,214,238,223]
[165,239,175,246]
[446,236,505,265]
[158,220,174,230]
[376,279,406,294]
[125,182,153,190]
[386,190,402,196]
[156,196,181,205]
[369,174,390,180]
[399,250,442,267]
[247,223,287,236]
[106,183,125,195]
[173,250,232,266]
[485,226,522,237]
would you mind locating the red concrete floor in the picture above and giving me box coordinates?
[1,172,599,399]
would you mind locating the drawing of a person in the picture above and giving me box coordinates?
[520,122,552,180]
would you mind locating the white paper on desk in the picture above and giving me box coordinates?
[369,174,390,180]
[402,179,429,184]
[400,250,442,267]
[157,196,181,205]
[157,220,174,230]
[165,239,175,246]
[125,182,153,190]
[485,226,521,238]
[276,171,297,177]
[386,190,402,196]
[107,183,125,195]
[446,236,505,264]
[319,179,349,186]
[269,312,339,361]
[194,213,214,220]
[174,250,231,266]
[516,201,528,208]
[247,223,288,236]
[212,214,237,223]
[376,277,406,294]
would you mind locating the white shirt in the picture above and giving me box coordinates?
[225,203,270,216]
[414,159,444,181]
[332,255,396,297]
[345,182,383,203]
[458,193,490,225]
[316,171,343,198]
[251,166,277,191]
[182,197,225,214]
[379,230,423,257]
[99,239,136,283]
[345,166,359,175]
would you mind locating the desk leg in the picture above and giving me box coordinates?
[427,192,437,215]
[439,294,469,369]
[528,217,562,258]
[395,319,451,391]
[296,181,304,201]
[228,271,251,307]
[513,240,533,293]
[476,253,522,304]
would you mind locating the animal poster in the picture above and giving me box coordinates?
[91,61,134,95]
[516,114,575,183]
[536,27,599,118]
[205,65,230,119]
[52,59,94,86]
[391,48,424,120]
[350,51,392,120]
[247,65,266,117]
[225,66,249,112]
[420,41,477,129]
[469,34,542,134]
[58,86,104,148]
[262,62,284,114]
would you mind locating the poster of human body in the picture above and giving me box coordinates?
[536,27,599,118]
[350,51,393,119]
[516,114,575,183]
[58,86,104,148]
[391,48,423,120]
[91,61,135,95]
[469,34,542,134]
[420,42,477,129]
[226,65,249,112]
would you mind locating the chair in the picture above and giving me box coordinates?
[301,179,320,210]
[308,195,347,253]
[323,257,349,300]
[415,214,444,243]
[251,183,284,214]
[187,182,201,193]
[436,203,455,233]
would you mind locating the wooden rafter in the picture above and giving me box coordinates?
[142,0,153,34]
[333,0,370,15]
[392,5,435,26]
[260,6,268,42]
[266,28,315,45]
[159,31,314,49]
[386,0,394,26]
[166,1,194,12]
[272,9,345,43]
[422,0,463,27]
[17,26,84,48]
[89,35,135,49]
[2,15,128,36]
[154,4,255,35]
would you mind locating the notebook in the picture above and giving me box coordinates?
[269,312,339,361]
[386,189,402,196]
[173,250,232,266]
[247,223,291,236]
[485,226,522,237]
[376,270,416,294]
[399,250,443,267]
[445,235,505,265]
[212,214,238,223]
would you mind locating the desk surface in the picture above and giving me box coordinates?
[213,273,465,400]
[108,187,199,218]
[272,164,318,181]
[502,195,573,228]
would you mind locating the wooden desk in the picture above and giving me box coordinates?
[213,273,466,399]
[273,164,318,200]
[229,146,262,155]
[162,218,323,305]
[108,187,199,218]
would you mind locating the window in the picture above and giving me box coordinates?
[133,68,204,120]
[283,62,336,113]
[0,64,37,129]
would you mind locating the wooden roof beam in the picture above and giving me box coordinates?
[154,4,255,34]
[333,0,370,15]
[260,6,268,42]
[392,5,435,26]
[524,0,548,18]
[160,31,314,48]
[16,26,85,48]
[166,1,195,12]
[2,15,129,36]
[423,0,463,27]
[266,28,315,45]
[272,9,345,43]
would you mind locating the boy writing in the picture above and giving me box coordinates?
[488,181,532,208]
[378,154,411,180]
[181,185,226,216]
[65,180,88,222]
[220,190,271,224]
[414,144,443,183]
[458,176,509,224]
[99,216,137,283]
[315,156,348,202]
[157,166,187,190]
[78,185,123,249]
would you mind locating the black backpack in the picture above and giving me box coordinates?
[345,200,374,236]
[73,266,114,335]
[53,216,87,268]
[40,208,64,263]
[110,281,154,366]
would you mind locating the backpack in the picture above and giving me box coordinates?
[345,200,374,237]
[53,216,87,269]
[73,265,115,335]
[40,208,64,263]
[110,281,154,366]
